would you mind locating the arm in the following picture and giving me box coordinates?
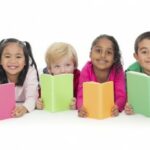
[124,102,134,115]
[36,98,44,110]
[76,71,89,117]
[73,69,80,98]
[76,72,88,109]
[77,64,94,109]
[114,69,127,112]
[23,67,39,112]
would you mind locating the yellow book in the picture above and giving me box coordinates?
[83,81,114,119]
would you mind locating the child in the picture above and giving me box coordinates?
[36,42,80,109]
[77,34,127,117]
[0,38,39,117]
[125,31,150,115]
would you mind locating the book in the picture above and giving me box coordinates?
[0,83,15,120]
[126,71,150,117]
[83,81,114,119]
[40,74,73,112]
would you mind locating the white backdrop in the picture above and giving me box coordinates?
[0,0,150,70]
[0,0,150,150]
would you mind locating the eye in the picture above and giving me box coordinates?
[16,55,22,58]
[66,63,71,67]
[54,65,60,68]
[107,51,113,55]
[4,55,11,58]
[141,50,147,54]
[139,48,148,54]
[93,48,101,53]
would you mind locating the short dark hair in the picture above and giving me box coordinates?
[134,31,150,53]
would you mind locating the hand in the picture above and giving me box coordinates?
[69,97,76,110]
[111,105,119,117]
[124,103,134,115]
[12,105,28,118]
[78,106,88,118]
[36,98,44,110]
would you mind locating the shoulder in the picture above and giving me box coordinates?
[79,61,97,81]
[110,65,125,77]
[126,62,142,72]
[74,69,80,76]
[81,61,93,73]
[25,66,38,81]
[28,66,37,74]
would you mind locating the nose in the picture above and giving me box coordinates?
[148,51,150,57]
[60,66,66,73]
[101,51,106,58]
[9,56,16,63]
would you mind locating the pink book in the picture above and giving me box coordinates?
[0,83,15,120]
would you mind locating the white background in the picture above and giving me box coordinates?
[0,0,150,150]
[1,0,150,70]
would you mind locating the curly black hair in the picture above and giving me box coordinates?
[91,34,123,72]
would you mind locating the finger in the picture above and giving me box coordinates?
[79,110,87,117]
[111,108,119,116]
[72,97,76,102]
[15,109,25,117]
[78,110,84,117]
[112,111,119,117]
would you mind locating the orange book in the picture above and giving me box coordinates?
[83,81,114,119]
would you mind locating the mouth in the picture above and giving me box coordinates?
[145,60,150,62]
[144,61,150,65]
[96,59,108,64]
[7,65,18,70]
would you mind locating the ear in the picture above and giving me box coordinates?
[133,52,138,61]
[47,68,51,74]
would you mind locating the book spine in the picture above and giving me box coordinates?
[149,84,150,116]
[51,77,54,112]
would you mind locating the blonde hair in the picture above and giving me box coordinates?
[45,42,78,69]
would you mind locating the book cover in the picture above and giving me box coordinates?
[0,83,15,120]
[83,81,114,119]
[40,74,73,112]
[127,71,150,116]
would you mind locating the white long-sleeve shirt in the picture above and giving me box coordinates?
[15,66,39,112]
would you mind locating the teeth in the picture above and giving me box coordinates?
[97,60,106,64]
[8,66,17,69]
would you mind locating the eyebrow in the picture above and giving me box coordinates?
[139,47,148,50]
[15,53,24,55]
[3,52,24,56]
[94,46,113,50]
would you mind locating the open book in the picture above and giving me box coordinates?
[83,81,114,119]
[0,83,15,120]
[40,74,73,112]
[127,71,150,117]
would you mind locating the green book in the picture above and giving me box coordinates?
[40,74,73,112]
[126,71,150,117]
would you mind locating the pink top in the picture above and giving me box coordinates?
[15,66,39,112]
[77,61,126,112]
[73,69,80,98]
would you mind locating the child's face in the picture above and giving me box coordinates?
[90,38,115,71]
[49,56,75,75]
[134,39,150,75]
[0,43,25,80]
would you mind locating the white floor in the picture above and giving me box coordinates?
[1,110,150,150]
